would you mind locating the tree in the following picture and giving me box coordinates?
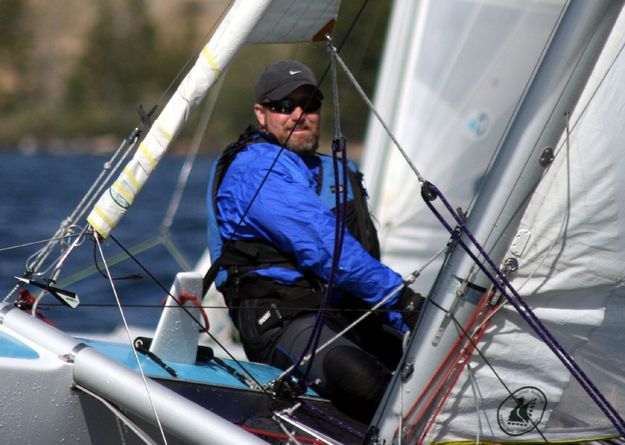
[0,0,31,113]
[64,0,158,136]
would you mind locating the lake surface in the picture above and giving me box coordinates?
[0,150,215,333]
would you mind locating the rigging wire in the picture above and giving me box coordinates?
[268,244,446,386]
[74,384,159,445]
[32,301,409,311]
[327,43,424,185]
[271,275,390,396]
[0,234,81,254]
[108,233,269,394]
[422,181,625,435]
[405,296,549,443]
[94,234,169,445]
[26,134,140,277]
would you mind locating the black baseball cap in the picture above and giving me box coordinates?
[255,60,323,102]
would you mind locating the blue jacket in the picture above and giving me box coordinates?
[207,140,407,332]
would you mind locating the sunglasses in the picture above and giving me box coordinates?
[262,96,322,114]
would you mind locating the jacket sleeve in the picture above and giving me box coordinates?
[221,144,407,332]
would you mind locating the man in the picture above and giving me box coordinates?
[207,60,422,420]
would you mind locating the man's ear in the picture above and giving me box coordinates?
[254,104,266,131]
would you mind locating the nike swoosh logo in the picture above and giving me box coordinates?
[289,70,301,75]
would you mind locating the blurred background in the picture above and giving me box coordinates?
[0,0,392,156]
[0,0,393,334]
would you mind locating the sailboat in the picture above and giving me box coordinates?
[3,0,625,444]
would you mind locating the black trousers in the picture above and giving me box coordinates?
[225,275,403,421]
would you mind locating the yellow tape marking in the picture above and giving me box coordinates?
[94,205,116,230]
[139,142,156,170]
[156,123,173,142]
[112,181,134,206]
[87,215,107,239]
[123,166,140,191]
[202,46,221,77]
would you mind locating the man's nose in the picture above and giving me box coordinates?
[290,106,306,120]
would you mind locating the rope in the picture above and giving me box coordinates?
[288,39,351,387]
[422,181,625,436]
[94,234,169,445]
[326,43,425,185]
[269,246,446,385]
[272,282,404,386]
[26,135,139,276]
[108,234,268,393]
[74,384,159,445]
[0,234,80,254]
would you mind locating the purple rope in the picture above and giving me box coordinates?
[422,181,625,436]
[303,138,349,376]
[292,138,349,382]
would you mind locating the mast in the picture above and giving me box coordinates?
[371,0,625,442]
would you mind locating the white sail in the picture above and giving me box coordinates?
[371,0,625,443]
[362,0,571,292]
[426,8,625,441]
[87,0,340,239]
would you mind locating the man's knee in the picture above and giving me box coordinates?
[322,345,392,421]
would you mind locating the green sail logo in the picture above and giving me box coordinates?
[109,187,131,209]
[497,386,547,436]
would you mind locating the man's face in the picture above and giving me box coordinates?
[254,85,321,155]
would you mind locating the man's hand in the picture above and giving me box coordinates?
[394,286,425,330]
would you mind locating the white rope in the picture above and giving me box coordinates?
[271,246,445,386]
[273,416,303,445]
[273,408,341,445]
[273,283,404,384]
[27,135,138,275]
[94,234,169,445]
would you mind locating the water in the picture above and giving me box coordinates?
[0,150,215,333]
